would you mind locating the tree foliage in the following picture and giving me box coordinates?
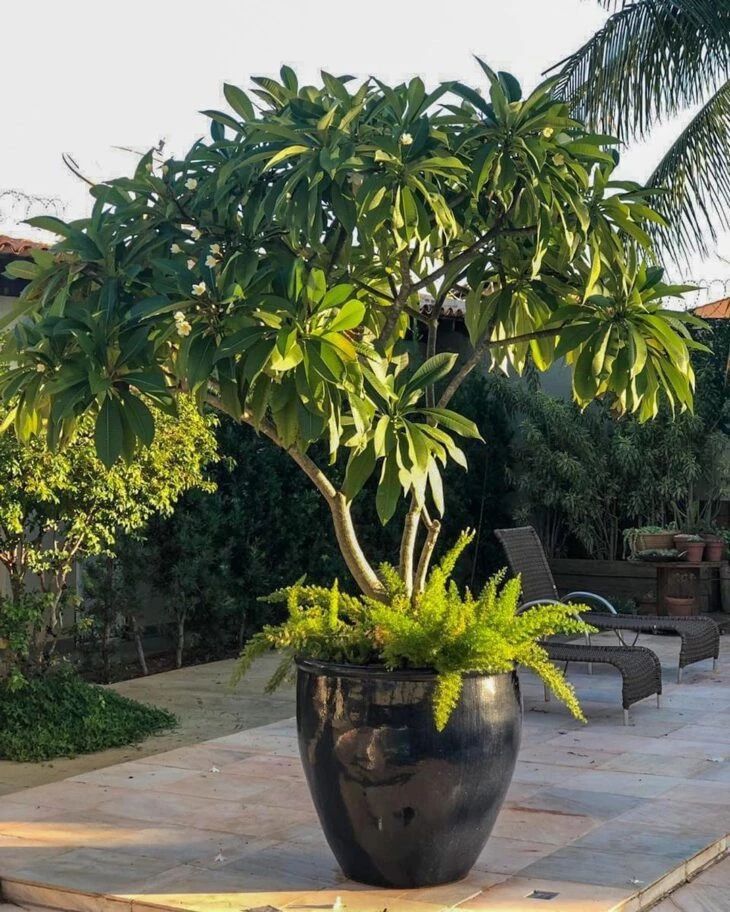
[551,0,730,262]
[0,62,701,597]
[0,395,217,677]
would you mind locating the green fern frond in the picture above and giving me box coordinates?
[234,530,592,729]
[433,671,464,732]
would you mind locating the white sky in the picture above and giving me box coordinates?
[2,0,728,306]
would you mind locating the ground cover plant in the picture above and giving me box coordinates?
[0,665,176,761]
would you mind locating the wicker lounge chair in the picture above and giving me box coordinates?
[496,526,720,683]
[495,527,666,723]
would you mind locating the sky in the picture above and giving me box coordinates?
[2,0,728,306]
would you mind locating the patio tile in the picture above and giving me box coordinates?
[490,806,598,845]
[517,844,684,888]
[553,768,684,798]
[568,820,716,860]
[508,786,642,820]
[457,876,630,911]
[651,883,730,911]
[598,752,710,777]
[7,846,173,894]
[472,836,558,875]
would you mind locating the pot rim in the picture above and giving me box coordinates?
[295,657,515,682]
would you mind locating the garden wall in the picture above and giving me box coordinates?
[550,558,725,614]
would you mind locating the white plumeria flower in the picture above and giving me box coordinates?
[192,281,207,296]
[209,243,222,256]
[185,178,198,191]
[191,227,203,240]
[176,320,192,337]
[170,243,183,255]
[399,132,413,146]
[187,258,196,270]
[205,254,219,268]
[173,310,186,323]
[35,362,47,373]
[541,126,555,139]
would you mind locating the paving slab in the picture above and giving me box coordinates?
[0,633,728,912]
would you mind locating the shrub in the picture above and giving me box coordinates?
[0,667,176,761]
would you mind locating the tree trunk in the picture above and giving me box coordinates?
[175,610,186,669]
[130,615,148,676]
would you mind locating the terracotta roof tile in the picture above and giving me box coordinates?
[693,297,730,319]
[0,235,50,256]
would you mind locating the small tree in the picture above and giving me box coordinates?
[0,396,217,676]
[0,64,702,599]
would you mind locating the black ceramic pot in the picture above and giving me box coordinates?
[296,659,522,888]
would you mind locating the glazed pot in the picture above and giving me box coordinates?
[665,595,697,617]
[296,659,522,888]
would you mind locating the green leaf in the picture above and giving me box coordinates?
[342,442,377,500]
[327,299,365,333]
[223,83,255,120]
[376,456,401,525]
[420,408,483,439]
[94,396,124,467]
[121,392,155,447]
[403,353,457,399]
[265,144,311,169]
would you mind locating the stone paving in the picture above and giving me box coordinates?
[1,632,729,912]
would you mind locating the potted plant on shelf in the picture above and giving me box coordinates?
[673,533,705,562]
[700,531,726,562]
[0,64,701,887]
[624,526,676,558]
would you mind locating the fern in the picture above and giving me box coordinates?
[234,532,594,730]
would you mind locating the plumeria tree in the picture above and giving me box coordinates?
[0,63,703,600]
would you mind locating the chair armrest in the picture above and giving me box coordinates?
[563,591,617,615]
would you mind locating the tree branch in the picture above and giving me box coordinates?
[399,498,421,597]
[437,325,566,408]
[204,391,384,597]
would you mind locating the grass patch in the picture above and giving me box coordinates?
[0,668,177,761]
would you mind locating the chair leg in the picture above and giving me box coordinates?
[713,658,718,671]
[677,666,683,684]
[623,709,629,726]
[585,632,593,675]
[656,694,662,709]
[544,684,551,702]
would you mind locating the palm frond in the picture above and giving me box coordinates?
[550,0,730,141]
[647,80,730,262]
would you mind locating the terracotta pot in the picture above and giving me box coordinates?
[665,596,697,617]
[637,532,675,551]
[702,539,725,562]
[674,536,705,562]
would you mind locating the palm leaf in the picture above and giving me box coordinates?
[549,0,730,141]
[646,80,730,262]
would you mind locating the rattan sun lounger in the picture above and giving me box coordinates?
[544,642,662,725]
[495,526,720,682]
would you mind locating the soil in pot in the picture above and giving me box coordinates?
[296,660,522,888]
[665,596,698,617]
